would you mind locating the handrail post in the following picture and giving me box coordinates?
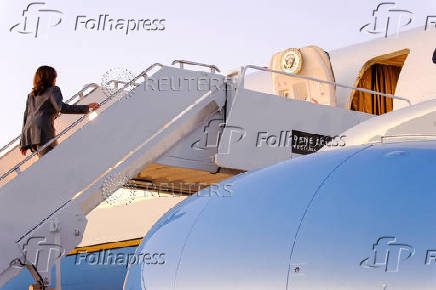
[171,60,221,73]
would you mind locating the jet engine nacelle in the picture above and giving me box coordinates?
[124,140,436,289]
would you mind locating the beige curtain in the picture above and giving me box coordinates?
[351,64,402,115]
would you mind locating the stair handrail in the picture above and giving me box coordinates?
[105,80,128,89]
[99,63,163,107]
[172,60,221,74]
[64,83,99,103]
[238,65,412,106]
[0,63,163,183]
[0,83,99,157]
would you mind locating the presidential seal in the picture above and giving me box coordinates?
[281,48,303,74]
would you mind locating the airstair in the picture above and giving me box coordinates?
[0,61,227,288]
[0,61,413,289]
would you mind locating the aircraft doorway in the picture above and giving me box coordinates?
[350,49,410,115]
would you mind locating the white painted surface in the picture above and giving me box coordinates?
[330,28,436,109]
[80,193,186,246]
[216,88,371,171]
[322,99,436,151]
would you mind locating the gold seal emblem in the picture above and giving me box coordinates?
[281,48,303,74]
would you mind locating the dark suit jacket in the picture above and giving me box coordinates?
[433,48,436,64]
[20,86,90,150]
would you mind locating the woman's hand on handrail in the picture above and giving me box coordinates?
[89,103,100,111]
[20,148,27,156]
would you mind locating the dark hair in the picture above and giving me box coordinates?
[31,66,57,96]
[433,48,436,64]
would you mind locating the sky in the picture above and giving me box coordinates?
[0,0,435,145]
